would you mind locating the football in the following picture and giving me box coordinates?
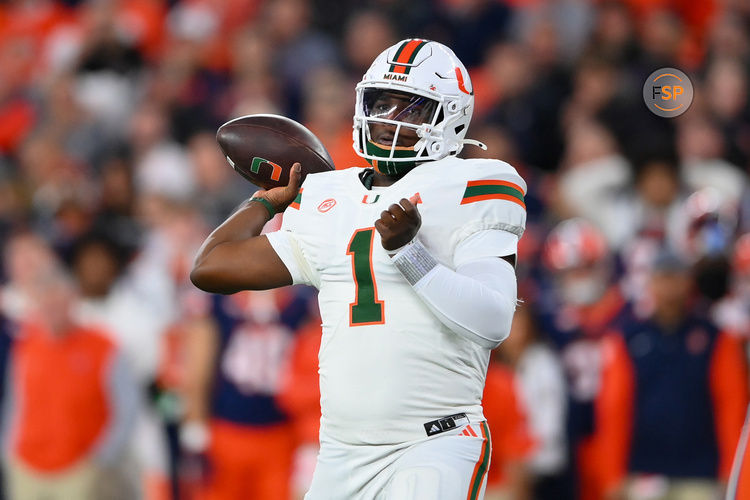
[216,114,335,190]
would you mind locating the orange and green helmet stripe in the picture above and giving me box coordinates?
[461,180,525,209]
[389,39,428,74]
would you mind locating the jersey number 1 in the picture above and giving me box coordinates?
[347,228,384,325]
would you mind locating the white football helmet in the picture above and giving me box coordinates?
[353,39,485,176]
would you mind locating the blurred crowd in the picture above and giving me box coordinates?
[0,0,749,499]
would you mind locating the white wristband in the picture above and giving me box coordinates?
[390,239,438,285]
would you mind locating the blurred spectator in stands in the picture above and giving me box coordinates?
[425,0,512,69]
[2,264,139,500]
[302,66,366,171]
[262,0,339,118]
[563,136,688,300]
[188,130,250,227]
[482,42,564,170]
[129,100,195,204]
[17,133,96,237]
[70,230,174,499]
[677,188,738,306]
[166,0,260,75]
[558,120,631,247]
[482,357,535,500]
[618,148,692,309]
[161,0,242,143]
[142,201,210,500]
[0,165,24,247]
[0,232,58,499]
[500,305,569,500]
[37,73,106,171]
[676,117,746,207]
[562,57,619,132]
[91,150,142,254]
[73,0,151,139]
[599,251,749,500]
[539,218,627,500]
[703,56,750,167]
[278,313,323,500]
[228,27,282,117]
[637,9,689,68]
[0,312,10,500]
[179,286,314,500]
[342,9,397,76]
[726,404,750,500]
[713,233,750,337]
[0,232,58,324]
[587,1,639,65]
[706,11,750,64]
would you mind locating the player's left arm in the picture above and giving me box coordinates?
[375,199,518,349]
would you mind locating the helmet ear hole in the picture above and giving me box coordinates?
[431,142,443,154]
[447,100,459,113]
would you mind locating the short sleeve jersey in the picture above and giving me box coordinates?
[266,156,526,445]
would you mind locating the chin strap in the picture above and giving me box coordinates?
[462,138,488,150]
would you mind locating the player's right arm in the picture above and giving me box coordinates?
[190,164,302,294]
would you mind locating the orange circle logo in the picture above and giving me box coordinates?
[318,199,336,212]
[642,68,693,118]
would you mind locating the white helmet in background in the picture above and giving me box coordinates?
[353,38,485,176]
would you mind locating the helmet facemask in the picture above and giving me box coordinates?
[354,87,458,176]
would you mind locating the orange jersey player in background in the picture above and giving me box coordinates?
[179,287,316,500]
[726,403,750,500]
[278,316,323,500]
[3,264,138,500]
[482,360,536,500]
[597,252,749,500]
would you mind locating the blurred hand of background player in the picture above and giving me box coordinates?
[375,198,421,251]
[253,163,303,213]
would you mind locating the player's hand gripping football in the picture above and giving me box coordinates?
[253,162,302,213]
[375,197,421,252]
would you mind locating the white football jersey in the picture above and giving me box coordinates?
[266,156,526,445]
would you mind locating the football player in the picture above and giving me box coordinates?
[191,39,526,500]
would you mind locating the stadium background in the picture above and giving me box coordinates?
[0,0,749,499]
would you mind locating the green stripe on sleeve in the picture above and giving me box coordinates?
[462,184,524,203]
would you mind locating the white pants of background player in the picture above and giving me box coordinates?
[304,421,491,500]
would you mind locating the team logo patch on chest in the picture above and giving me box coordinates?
[361,194,380,204]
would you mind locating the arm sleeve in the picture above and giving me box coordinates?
[710,332,750,480]
[453,229,518,267]
[93,351,139,465]
[402,228,519,349]
[412,255,517,349]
